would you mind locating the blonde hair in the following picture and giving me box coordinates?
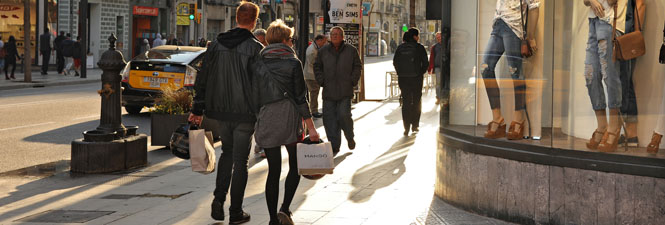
[266,19,294,44]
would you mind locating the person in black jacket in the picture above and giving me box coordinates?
[393,28,429,136]
[188,2,263,224]
[54,31,66,74]
[254,19,320,225]
[4,36,20,80]
[39,28,52,75]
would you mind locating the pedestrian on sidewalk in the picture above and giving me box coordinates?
[188,1,262,224]
[140,39,151,55]
[253,29,268,46]
[153,34,165,48]
[39,28,52,75]
[304,34,327,118]
[255,19,320,225]
[60,34,75,76]
[393,28,429,136]
[314,26,362,154]
[54,31,66,74]
[428,32,447,105]
[72,36,82,76]
[0,36,5,73]
[4,36,19,80]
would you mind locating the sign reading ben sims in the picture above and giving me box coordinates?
[327,0,361,24]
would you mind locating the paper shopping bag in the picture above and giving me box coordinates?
[189,129,216,174]
[296,142,334,175]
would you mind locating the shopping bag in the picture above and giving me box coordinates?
[189,129,216,174]
[296,142,334,175]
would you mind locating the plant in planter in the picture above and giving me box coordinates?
[150,84,219,146]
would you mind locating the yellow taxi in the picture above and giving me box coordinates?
[121,45,205,114]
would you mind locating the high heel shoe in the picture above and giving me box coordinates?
[484,118,506,139]
[598,129,620,152]
[507,120,526,140]
[586,130,605,150]
[647,132,662,154]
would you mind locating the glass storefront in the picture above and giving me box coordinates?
[0,0,57,63]
[443,0,665,159]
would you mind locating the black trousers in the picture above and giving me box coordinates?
[398,76,423,131]
[56,51,65,73]
[214,121,255,214]
[264,144,300,223]
[4,60,16,77]
[40,51,50,74]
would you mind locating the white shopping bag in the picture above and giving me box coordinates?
[296,142,334,175]
[189,129,216,174]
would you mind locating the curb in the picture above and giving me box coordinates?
[0,78,101,91]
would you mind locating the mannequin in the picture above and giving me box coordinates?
[646,20,665,154]
[481,0,540,140]
[582,0,628,152]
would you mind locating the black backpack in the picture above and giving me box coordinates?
[394,43,424,77]
[61,39,75,57]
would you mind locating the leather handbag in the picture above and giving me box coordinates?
[613,0,646,61]
[520,0,533,58]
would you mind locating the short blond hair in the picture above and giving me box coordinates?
[266,19,294,44]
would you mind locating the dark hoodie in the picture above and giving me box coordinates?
[393,32,428,78]
[192,28,264,122]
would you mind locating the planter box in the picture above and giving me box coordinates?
[150,114,220,146]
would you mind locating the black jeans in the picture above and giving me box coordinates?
[619,58,638,123]
[41,51,50,74]
[322,98,354,152]
[214,120,255,214]
[398,76,423,131]
[56,51,65,73]
[264,144,299,223]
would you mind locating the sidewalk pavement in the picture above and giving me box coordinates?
[0,69,103,91]
[0,91,510,225]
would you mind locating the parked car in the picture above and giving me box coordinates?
[121,45,205,114]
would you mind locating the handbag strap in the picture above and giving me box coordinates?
[634,0,643,31]
[258,59,300,108]
[520,0,529,40]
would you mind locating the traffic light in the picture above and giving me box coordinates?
[189,4,195,20]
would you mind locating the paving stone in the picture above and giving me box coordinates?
[15,210,114,223]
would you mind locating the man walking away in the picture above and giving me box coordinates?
[39,28,52,75]
[54,31,66,74]
[304,34,327,118]
[394,28,429,136]
[188,1,263,224]
[60,34,75,76]
[314,27,362,154]
[153,34,164,48]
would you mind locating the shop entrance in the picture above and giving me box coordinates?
[132,17,155,58]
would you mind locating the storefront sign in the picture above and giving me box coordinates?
[0,5,20,11]
[362,2,371,16]
[133,6,159,16]
[177,3,189,16]
[317,16,324,25]
[177,15,190,26]
[327,0,361,24]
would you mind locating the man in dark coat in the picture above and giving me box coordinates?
[39,28,52,75]
[54,31,66,74]
[393,28,429,136]
[188,2,263,224]
[314,26,363,154]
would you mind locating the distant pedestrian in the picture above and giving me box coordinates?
[39,28,52,75]
[60,34,75,76]
[255,19,320,225]
[188,1,262,224]
[314,26,362,154]
[253,29,268,46]
[166,34,176,45]
[72,36,82,76]
[54,31,66,74]
[198,38,207,47]
[189,39,195,46]
[140,39,150,54]
[304,34,327,118]
[153,34,164,48]
[0,36,4,74]
[428,32,445,104]
[393,28,428,136]
[390,39,397,53]
[4,36,20,80]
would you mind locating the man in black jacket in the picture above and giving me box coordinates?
[188,1,263,224]
[54,31,66,74]
[39,28,52,75]
[314,27,363,154]
[393,28,429,136]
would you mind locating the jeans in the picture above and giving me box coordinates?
[481,19,525,111]
[585,18,621,110]
[620,59,637,122]
[214,121,255,214]
[322,98,354,152]
[399,76,423,131]
[305,79,320,113]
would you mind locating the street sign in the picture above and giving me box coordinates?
[327,0,361,24]
[133,6,158,16]
[177,3,189,16]
[177,15,190,25]
[362,2,371,16]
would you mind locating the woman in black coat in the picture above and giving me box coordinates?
[393,28,429,136]
[4,36,20,80]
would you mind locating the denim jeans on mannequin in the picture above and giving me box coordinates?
[481,19,525,111]
[584,18,621,111]
[619,1,638,123]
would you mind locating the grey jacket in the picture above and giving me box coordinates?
[313,42,362,101]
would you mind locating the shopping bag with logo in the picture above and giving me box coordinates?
[189,129,216,174]
[296,141,334,175]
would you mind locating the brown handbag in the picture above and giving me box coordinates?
[613,0,645,61]
[520,0,533,58]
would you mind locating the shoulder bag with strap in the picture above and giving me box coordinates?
[659,18,665,64]
[613,0,645,61]
[520,0,533,58]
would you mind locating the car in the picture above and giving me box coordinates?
[121,45,206,114]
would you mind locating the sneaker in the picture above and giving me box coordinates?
[210,199,224,221]
[312,112,323,118]
[618,135,639,147]
[277,211,294,225]
[229,210,251,224]
[412,127,419,133]
[348,139,356,150]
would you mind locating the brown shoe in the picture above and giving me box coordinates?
[586,130,605,150]
[647,132,662,154]
[598,129,620,152]
[484,119,506,139]
[507,120,526,140]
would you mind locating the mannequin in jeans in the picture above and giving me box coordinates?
[583,0,627,152]
[618,0,645,147]
[482,0,540,140]
[646,22,665,154]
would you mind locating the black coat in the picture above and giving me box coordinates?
[192,28,264,122]
[393,42,428,78]
[313,42,363,101]
[39,33,51,52]
[4,42,20,64]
